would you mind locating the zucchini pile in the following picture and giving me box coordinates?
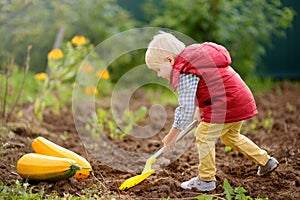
[17,137,92,182]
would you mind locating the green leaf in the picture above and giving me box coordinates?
[234,186,248,200]
[223,179,234,200]
[124,124,133,134]
[123,109,134,122]
[96,108,108,123]
[134,106,148,123]
[107,120,115,133]
[225,146,232,153]
[197,194,214,200]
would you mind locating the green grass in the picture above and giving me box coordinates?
[245,77,278,95]
[0,180,117,200]
[0,69,38,105]
[0,180,46,200]
[0,179,269,200]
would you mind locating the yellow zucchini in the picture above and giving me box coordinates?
[31,136,92,179]
[17,153,81,182]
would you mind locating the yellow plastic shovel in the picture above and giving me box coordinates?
[119,120,198,190]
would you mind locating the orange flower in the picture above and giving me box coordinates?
[85,87,99,95]
[71,35,87,46]
[47,49,63,60]
[95,69,110,80]
[34,73,48,81]
[80,65,93,74]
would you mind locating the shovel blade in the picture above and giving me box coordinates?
[119,170,154,190]
[119,156,157,190]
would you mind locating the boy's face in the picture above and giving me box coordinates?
[148,55,174,80]
[149,61,172,80]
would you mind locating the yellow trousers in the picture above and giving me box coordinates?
[195,121,270,181]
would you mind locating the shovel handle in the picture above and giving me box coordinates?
[152,120,199,159]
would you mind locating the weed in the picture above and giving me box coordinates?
[262,110,273,133]
[88,107,148,139]
[123,106,148,124]
[197,194,214,200]
[243,111,274,134]
[224,146,232,153]
[0,180,116,200]
[81,184,102,199]
[285,102,296,112]
[0,179,269,199]
[195,179,269,200]
[59,134,69,141]
[223,178,235,199]
[0,142,9,158]
[0,46,31,122]
[0,180,45,200]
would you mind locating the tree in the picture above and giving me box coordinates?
[0,0,137,72]
[0,0,55,71]
[143,0,295,77]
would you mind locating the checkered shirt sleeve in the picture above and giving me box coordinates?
[173,73,200,130]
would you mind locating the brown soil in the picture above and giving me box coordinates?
[0,82,299,199]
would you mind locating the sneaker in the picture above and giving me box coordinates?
[181,176,216,192]
[257,157,279,176]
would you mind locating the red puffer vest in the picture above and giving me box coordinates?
[170,42,257,123]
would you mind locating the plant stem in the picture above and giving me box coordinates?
[2,66,9,119]
[5,46,31,121]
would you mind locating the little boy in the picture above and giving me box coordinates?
[145,31,278,192]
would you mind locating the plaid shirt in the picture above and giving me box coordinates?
[173,73,200,130]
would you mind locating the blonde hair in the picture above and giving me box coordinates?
[145,31,185,68]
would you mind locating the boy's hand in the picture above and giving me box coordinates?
[193,107,202,122]
[162,134,176,152]
[162,127,180,154]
